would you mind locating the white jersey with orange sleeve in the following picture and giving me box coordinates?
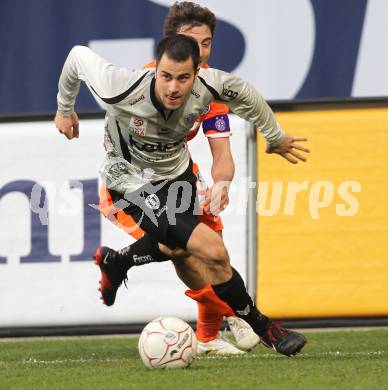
[57,46,285,195]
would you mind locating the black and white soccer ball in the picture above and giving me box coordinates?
[138,317,197,369]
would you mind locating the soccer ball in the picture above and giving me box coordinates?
[138,317,197,369]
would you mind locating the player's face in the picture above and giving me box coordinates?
[177,24,212,67]
[155,54,197,110]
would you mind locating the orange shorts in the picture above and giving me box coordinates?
[99,185,145,240]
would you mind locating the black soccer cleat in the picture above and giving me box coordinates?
[259,322,307,357]
[93,246,129,306]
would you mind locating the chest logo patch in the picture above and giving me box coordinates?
[129,117,147,136]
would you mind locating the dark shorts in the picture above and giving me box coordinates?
[107,161,201,249]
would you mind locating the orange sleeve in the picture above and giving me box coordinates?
[143,59,157,69]
[201,102,229,120]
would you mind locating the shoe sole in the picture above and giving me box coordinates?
[260,336,307,357]
[236,334,260,351]
[291,338,307,356]
[197,339,246,355]
[197,348,245,356]
[280,337,307,357]
[201,350,245,355]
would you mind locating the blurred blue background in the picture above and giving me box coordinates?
[2,0,384,114]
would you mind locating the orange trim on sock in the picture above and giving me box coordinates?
[196,303,223,342]
[185,284,235,317]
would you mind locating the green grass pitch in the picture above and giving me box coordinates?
[1,329,388,390]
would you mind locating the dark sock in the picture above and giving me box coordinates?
[118,235,170,268]
[211,268,271,336]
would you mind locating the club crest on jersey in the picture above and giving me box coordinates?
[129,117,147,136]
[201,105,211,115]
[184,113,197,126]
[145,194,160,210]
[215,116,227,131]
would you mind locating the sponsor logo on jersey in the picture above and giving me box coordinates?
[145,193,160,210]
[222,87,239,100]
[191,90,200,98]
[128,134,186,153]
[129,117,147,136]
[129,94,145,106]
[184,113,197,126]
[133,118,144,127]
[215,116,227,131]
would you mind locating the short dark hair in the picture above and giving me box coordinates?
[156,34,200,72]
[163,1,217,37]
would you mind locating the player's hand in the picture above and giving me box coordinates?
[266,134,310,164]
[203,182,230,215]
[54,111,80,140]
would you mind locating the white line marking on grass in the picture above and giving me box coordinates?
[0,357,128,365]
[0,334,139,343]
[197,350,388,360]
[0,350,387,366]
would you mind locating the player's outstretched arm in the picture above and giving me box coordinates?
[56,46,142,135]
[204,137,235,215]
[54,111,79,140]
[266,134,310,164]
[198,69,311,163]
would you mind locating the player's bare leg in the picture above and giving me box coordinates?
[168,229,259,352]
[169,255,245,354]
[169,223,307,357]
[95,219,306,356]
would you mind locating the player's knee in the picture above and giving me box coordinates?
[158,243,188,259]
[205,239,229,265]
[207,256,232,280]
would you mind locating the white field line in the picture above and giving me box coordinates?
[1,327,388,343]
[0,357,128,365]
[0,350,387,365]
[0,334,139,343]
[201,350,388,360]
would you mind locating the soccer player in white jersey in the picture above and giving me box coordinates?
[140,2,258,355]
[55,34,309,357]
